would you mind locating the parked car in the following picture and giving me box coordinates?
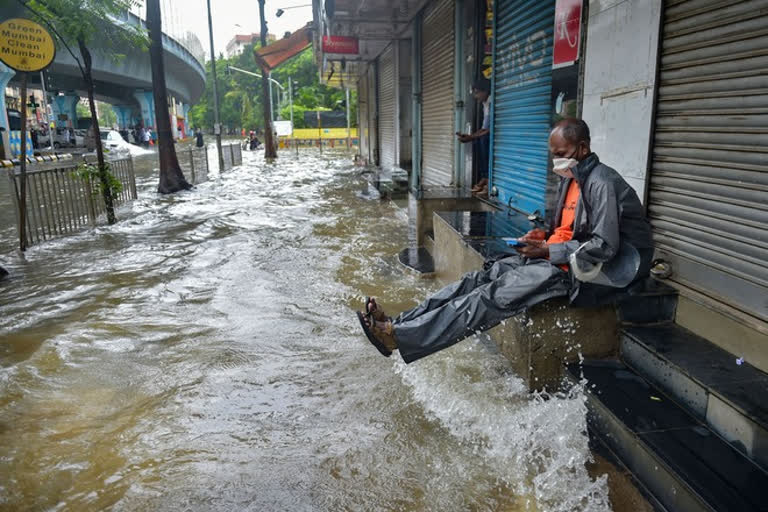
[72,129,86,147]
[38,128,73,149]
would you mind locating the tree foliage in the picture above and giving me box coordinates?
[189,46,358,132]
[26,0,147,58]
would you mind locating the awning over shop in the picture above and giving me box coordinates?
[254,24,313,72]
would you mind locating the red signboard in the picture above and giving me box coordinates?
[322,35,359,55]
[553,0,582,68]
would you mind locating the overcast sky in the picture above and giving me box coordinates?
[190,0,314,60]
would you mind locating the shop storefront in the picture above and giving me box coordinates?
[420,0,455,187]
[490,0,556,214]
[648,0,768,322]
[377,44,397,171]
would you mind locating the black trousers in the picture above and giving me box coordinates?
[473,133,490,182]
[393,255,571,363]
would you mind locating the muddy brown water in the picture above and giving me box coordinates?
[0,146,615,511]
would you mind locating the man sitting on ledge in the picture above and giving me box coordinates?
[357,118,654,363]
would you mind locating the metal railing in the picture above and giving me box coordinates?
[180,146,210,185]
[220,143,242,172]
[5,157,137,248]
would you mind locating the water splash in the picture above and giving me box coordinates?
[394,341,611,512]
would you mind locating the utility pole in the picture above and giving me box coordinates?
[206,0,224,171]
[268,71,274,121]
[289,76,297,155]
[258,0,276,158]
[345,87,351,152]
[39,71,53,152]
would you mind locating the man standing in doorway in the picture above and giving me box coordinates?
[456,78,492,198]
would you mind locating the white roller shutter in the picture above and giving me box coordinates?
[421,0,455,187]
[378,45,397,171]
[649,0,768,322]
[358,73,369,163]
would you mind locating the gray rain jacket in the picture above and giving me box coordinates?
[547,153,653,303]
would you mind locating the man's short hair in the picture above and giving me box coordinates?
[472,78,491,93]
[552,118,591,144]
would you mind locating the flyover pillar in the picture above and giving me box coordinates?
[132,90,155,129]
[51,93,80,129]
[113,105,133,130]
[183,103,191,136]
[0,62,15,159]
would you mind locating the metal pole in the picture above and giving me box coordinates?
[39,71,53,152]
[345,87,351,152]
[289,76,297,156]
[206,0,224,172]
[317,110,322,154]
[268,71,274,121]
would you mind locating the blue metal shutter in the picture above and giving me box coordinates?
[491,0,555,214]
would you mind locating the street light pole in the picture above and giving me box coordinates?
[345,87,351,152]
[206,0,224,171]
[39,71,53,152]
[268,71,274,121]
[289,76,297,155]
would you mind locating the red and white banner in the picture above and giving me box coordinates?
[322,35,359,55]
[553,0,582,68]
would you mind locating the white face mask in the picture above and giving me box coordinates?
[552,157,578,177]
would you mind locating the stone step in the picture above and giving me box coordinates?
[615,279,678,326]
[621,324,768,472]
[567,360,768,512]
[397,247,435,276]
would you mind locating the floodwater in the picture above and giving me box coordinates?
[0,147,614,511]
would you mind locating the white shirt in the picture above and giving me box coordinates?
[482,95,492,131]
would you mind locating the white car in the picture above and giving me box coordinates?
[100,130,131,152]
[72,129,86,147]
[39,128,72,148]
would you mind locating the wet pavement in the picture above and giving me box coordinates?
[0,147,613,511]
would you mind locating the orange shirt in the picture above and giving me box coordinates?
[548,180,580,269]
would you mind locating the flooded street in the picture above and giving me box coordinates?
[0,149,611,511]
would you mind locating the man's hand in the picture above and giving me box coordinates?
[516,239,549,259]
[519,228,547,242]
[455,132,472,143]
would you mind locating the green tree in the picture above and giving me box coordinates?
[98,102,117,129]
[188,44,359,135]
[76,101,90,120]
[25,0,147,224]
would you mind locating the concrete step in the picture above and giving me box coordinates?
[621,324,768,472]
[398,247,435,276]
[615,279,678,326]
[567,360,768,512]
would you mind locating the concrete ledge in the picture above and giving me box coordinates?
[412,190,495,247]
[433,210,618,391]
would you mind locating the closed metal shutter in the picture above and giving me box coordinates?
[358,73,369,162]
[491,0,555,214]
[368,65,378,165]
[378,45,397,171]
[421,0,455,187]
[649,0,768,322]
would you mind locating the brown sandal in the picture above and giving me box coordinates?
[357,311,395,357]
[365,297,389,322]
